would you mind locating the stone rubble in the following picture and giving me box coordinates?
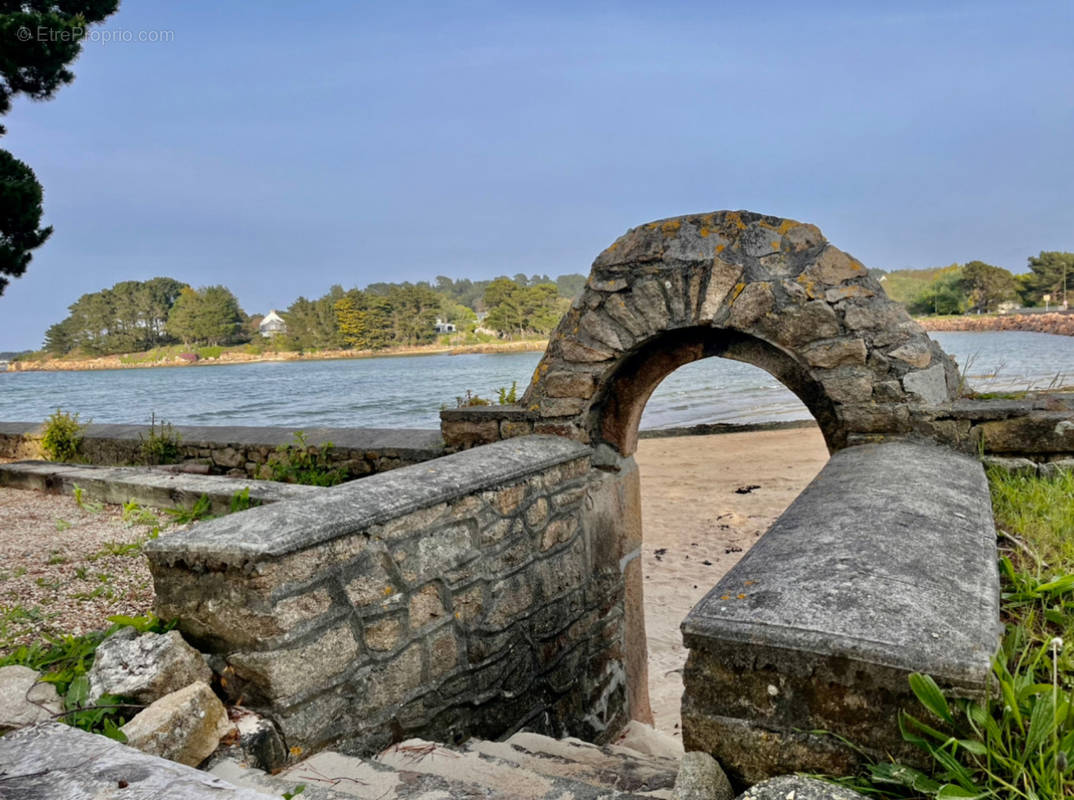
[87,626,212,704]
[0,665,62,733]
[120,680,233,766]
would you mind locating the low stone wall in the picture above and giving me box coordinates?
[681,441,1000,784]
[144,436,632,756]
[444,393,1074,464]
[0,422,444,480]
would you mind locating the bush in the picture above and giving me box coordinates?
[139,414,181,465]
[196,345,223,360]
[268,432,345,486]
[41,409,85,462]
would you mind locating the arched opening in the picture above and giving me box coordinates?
[630,352,831,739]
[588,326,845,458]
[577,326,840,738]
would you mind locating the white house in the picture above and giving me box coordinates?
[434,318,456,334]
[259,310,287,337]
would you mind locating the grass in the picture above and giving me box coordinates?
[839,465,1074,799]
[267,431,345,486]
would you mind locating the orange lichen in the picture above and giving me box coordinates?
[724,211,747,231]
[770,241,780,250]
[729,282,747,303]
[661,219,682,235]
[699,227,710,238]
[777,219,797,235]
[716,243,726,254]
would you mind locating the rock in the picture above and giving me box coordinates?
[88,627,212,704]
[736,775,868,799]
[981,456,1039,477]
[121,681,232,767]
[614,720,684,760]
[204,708,289,773]
[674,751,734,800]
[888,341,932,368]
[1039,458,1074,478]
[0,665,62,732]
[0,722,275,800]
[902,363,951,404]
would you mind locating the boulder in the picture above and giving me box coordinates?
[674,751,734,800]
[0,665,62,732]
[736,775,868,799]
[203,708,289,773]
[121,680,232,767]
[88,626,212,704]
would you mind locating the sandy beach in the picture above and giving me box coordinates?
[635,425,830,738]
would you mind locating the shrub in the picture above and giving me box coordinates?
[496,381,518,405]
[139,413,181,465]
[455,390,490,407]
[268,432,345,486]
[41,408,85,462]
[196,345,223,360]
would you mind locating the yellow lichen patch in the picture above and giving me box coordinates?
[699,227,710,238]
[716,243,726,254]
[770,241,780,251]
[736,593,747,600]
[729,282,747,303]
[777,219,798,235]
[720,594,731,601]
[724,211,747,231]
[383,586,393,596]
[660,219,682,235]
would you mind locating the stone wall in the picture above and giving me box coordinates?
[144,436,633,757]
[0,422,443,480]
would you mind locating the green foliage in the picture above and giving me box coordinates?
[167,285,246,346]
[139,413,182,465]
[0,151,52,296]
[846,467,1074,799]
[282,287,346,351]
[456,390,490,407]
[961,261,1019,313]
[907,269,969,316]
[1022,252,1074,308]
[164,493,214,525]
[497,381,518,404]
[268,432,345,486]
[41,408,85,462]
[196,345,223,359]
[72,484,103,514]
[44,277,188,356]
[229,487,260,513]
[483,277,568,337]
[0,613,172,738]
[282,786,306,799]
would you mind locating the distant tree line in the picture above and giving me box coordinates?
[41,273,586,356]
[875,252,1074,316]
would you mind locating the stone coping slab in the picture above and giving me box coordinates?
[0,460,322,514]
[682,440,1001,688]
[0,722,276,799]
[146,435,591,565]
[0,421,444,456]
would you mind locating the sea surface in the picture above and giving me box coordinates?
[0,332,1070,431]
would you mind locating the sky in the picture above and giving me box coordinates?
[2,1,1073,351]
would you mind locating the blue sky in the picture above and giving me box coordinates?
[2,1,1072,350]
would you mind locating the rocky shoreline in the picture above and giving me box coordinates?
[918,311,1074,337]
[5,339,548,373]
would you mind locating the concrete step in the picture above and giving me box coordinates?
[210,729,680,800]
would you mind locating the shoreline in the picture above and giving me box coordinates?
[917,311,1074,337]
[4,339,549,373]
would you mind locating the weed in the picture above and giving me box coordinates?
[164,493,213,525]
[121,499,160,527]
[0,613,174,738]
[455,389,490,407]
[46,551,66,565]
[282,786,306,799]
[41,408,85,462]
[72,484,103,514]
[73,566,88,580]
[496,381,518,405]
[269,432,345,487]
[139,413,182,465]
[54,518,71,531]
[229,487,260,513]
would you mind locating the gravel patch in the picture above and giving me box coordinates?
[0,486,179,654]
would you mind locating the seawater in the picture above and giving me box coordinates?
[0,332,1070,431]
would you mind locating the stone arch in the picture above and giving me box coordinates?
[522,210,959,456]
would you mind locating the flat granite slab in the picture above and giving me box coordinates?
[0,722,276,799]
[681,440,1001,783]
[0,460,323,514]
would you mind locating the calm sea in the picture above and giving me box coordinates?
[0,332,1070,431]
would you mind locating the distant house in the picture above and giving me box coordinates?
[259,310,287,337]
[434,318,456,334]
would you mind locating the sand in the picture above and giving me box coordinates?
[635,425,830,739]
